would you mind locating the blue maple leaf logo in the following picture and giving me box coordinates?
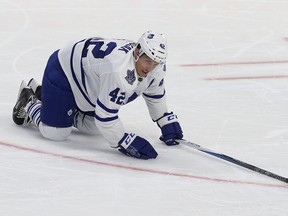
[125,69,136,85]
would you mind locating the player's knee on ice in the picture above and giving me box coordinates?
[39,123,72,141]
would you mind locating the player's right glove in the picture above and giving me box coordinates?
[118,133,158,160]
[157,112,183,146]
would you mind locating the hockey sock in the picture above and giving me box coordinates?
[26,100,42,127]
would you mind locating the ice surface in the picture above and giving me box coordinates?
[0,0,287,215]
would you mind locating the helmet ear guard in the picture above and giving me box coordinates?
[136,31,167,64]
[133,44,141,62]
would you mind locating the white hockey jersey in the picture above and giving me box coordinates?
[58,37,168,147]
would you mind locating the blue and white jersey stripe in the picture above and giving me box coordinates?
[95,99,119,122]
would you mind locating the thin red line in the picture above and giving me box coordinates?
[204,75,288,81]
[0,140,287,189]
[180,60,288,67]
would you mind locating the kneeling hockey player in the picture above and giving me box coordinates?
[12,31,183,159]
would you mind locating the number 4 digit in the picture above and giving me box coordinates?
[109,88,119,103]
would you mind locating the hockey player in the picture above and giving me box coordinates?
[12,31,183,160]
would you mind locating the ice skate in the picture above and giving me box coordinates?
[12,81,35,126]
[27,78,42,100]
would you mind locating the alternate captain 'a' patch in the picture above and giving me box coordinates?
[125,69,136,85]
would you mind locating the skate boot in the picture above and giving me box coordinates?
[12,81,35,126]
[27,78,42,100]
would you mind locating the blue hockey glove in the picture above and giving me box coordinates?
[157,112,183,146]
[118,133,158,159]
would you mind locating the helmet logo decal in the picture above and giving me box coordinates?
[160,43,165,49]
[147,34,155,39]
[125,69,136,85]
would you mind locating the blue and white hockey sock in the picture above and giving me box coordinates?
[25,100,42,127]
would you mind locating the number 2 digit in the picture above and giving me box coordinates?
[83,39,117,59]
[91,41,116,58]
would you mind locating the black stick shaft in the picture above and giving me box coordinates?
[178,140,288,183]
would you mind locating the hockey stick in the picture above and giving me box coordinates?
[177,139,288,184]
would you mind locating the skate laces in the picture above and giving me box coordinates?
[18,92,36,126]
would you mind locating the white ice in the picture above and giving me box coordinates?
[0,0,288,215]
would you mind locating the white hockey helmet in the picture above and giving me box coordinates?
[136,31,167,64]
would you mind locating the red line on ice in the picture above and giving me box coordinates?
[204,75,288,81]
[0,140,287,189]
[180,60,288,67]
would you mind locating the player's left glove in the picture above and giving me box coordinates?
[118,133,158,159]
[156,112,183,146]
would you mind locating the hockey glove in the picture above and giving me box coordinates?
[118,133,158,160]
[157,112,183,146]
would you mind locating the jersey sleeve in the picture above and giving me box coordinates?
[94,69,127,147]
[142,64,168,121]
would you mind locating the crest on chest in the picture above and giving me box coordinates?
[125,69,136,85]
